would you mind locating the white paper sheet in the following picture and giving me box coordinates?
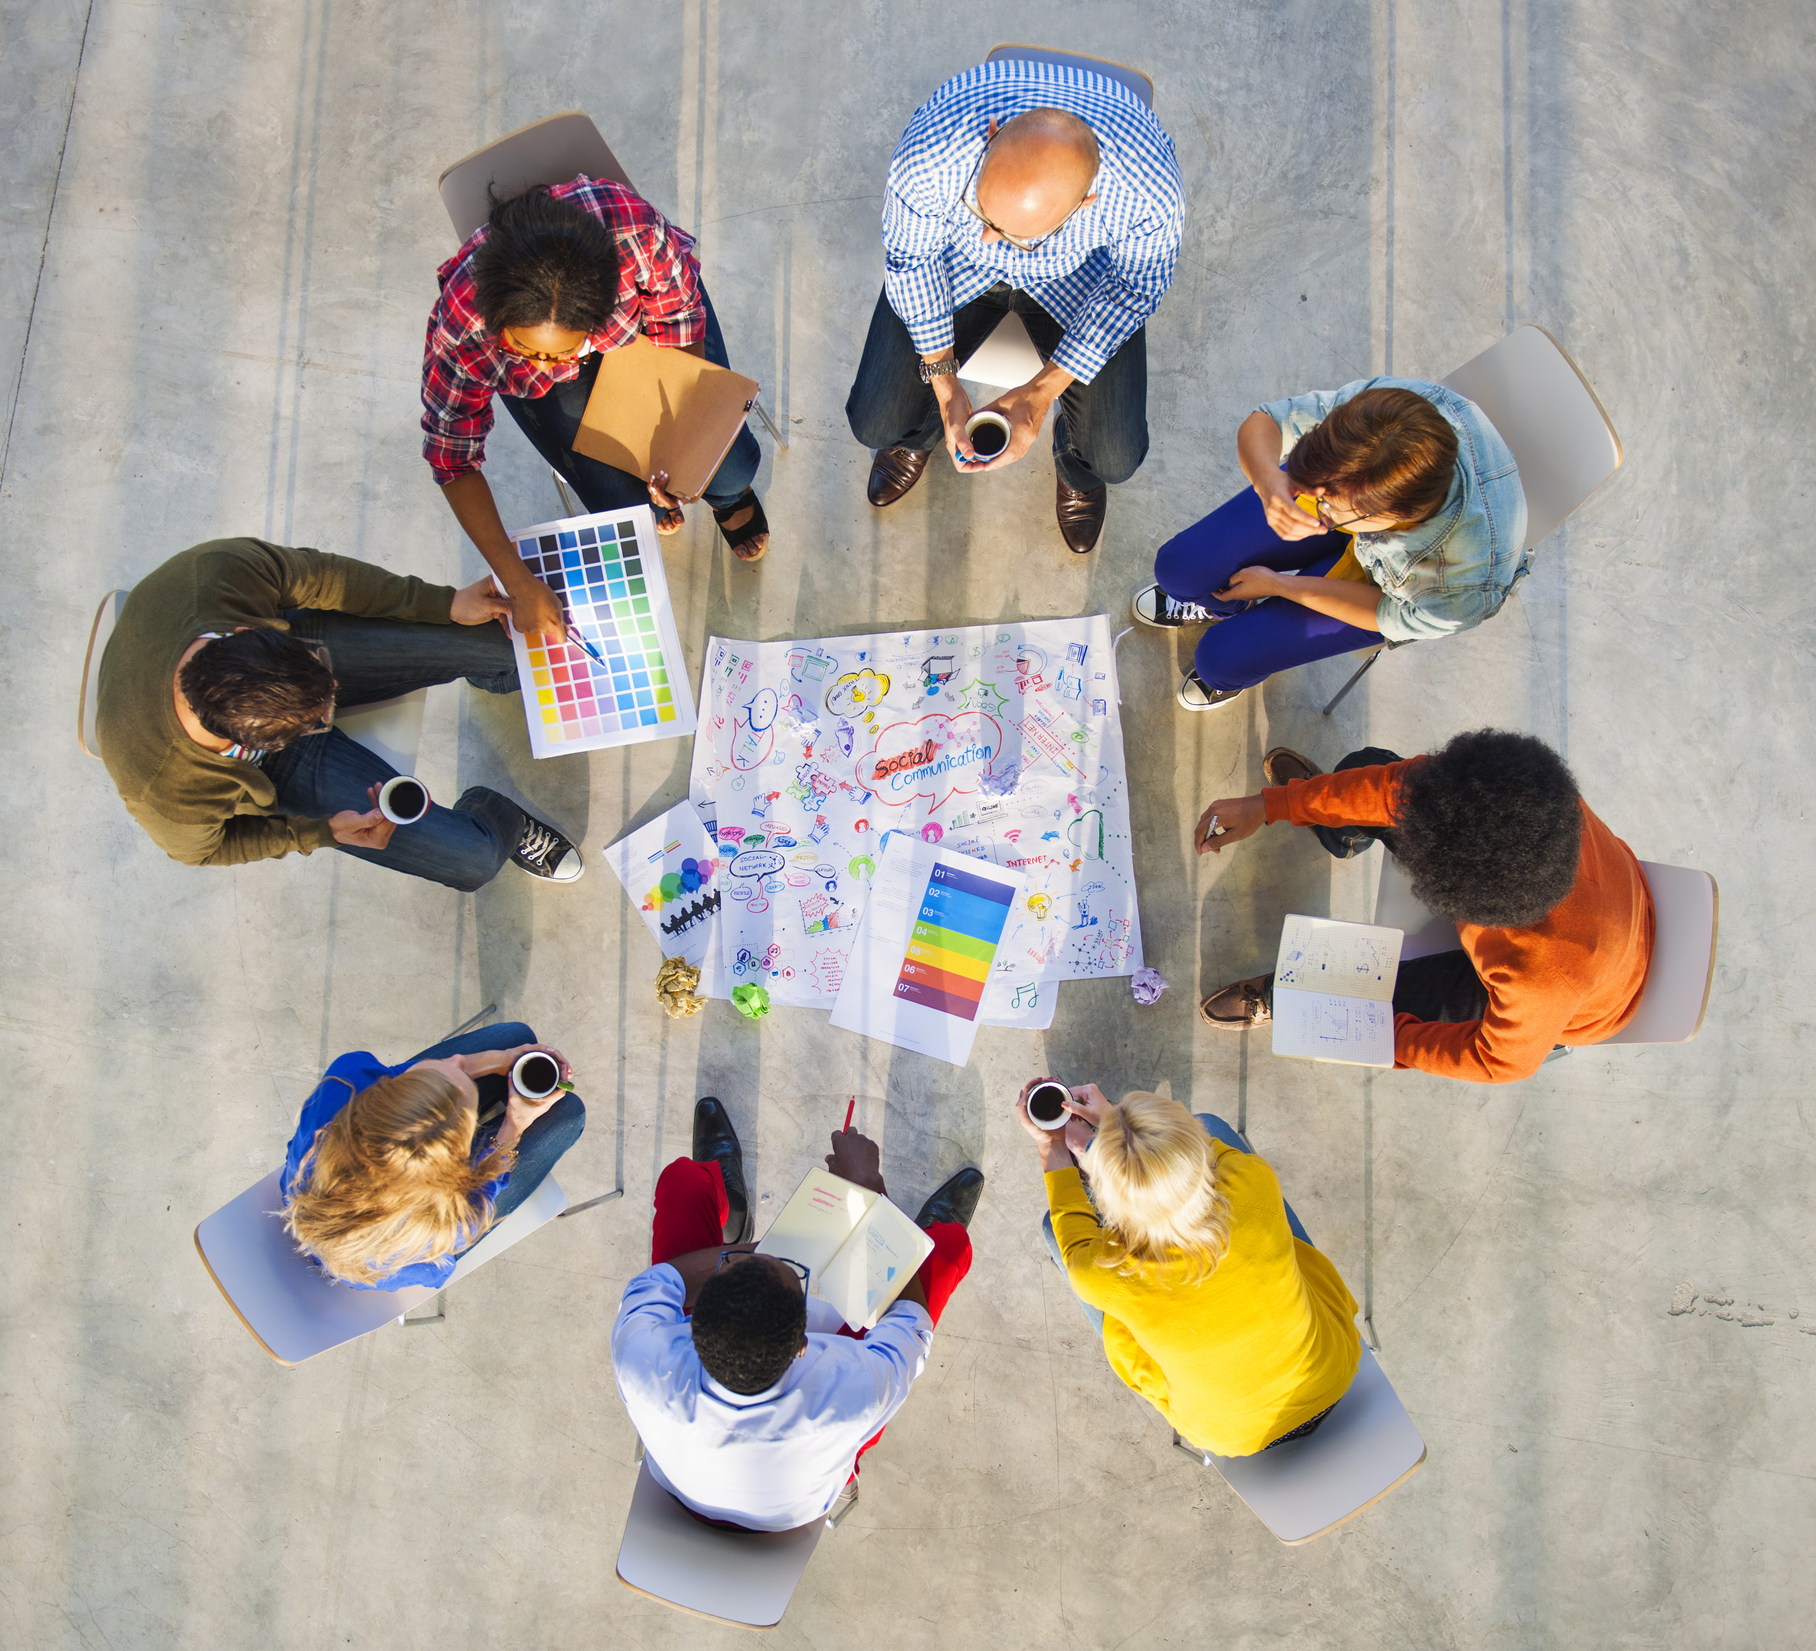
[603,800,728,998]
[829,838,1026,1067]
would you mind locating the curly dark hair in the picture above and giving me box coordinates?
[471,187,621,336]
[1283,386,1459,526]
[691,1257,807,1395]
[178,629,335,750]
[1395,729,1583,928]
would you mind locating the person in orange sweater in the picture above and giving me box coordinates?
[1195,730,1654,1083]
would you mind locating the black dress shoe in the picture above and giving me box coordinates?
[692,1097,752,1243]
[1056,477,1107,553]
[867,446,931,507]
[913,1166,984,1230]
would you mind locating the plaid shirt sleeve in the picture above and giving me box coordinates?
[1046,197,1181,383]
[420,302,499,486]
[880,153,962,357]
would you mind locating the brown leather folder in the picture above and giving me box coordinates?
[571,334,759,500]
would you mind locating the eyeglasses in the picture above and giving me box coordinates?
[497,328,589,364]
[1313,496,1372,533]
[961,136,1091,253]
[719,1250,810,1288]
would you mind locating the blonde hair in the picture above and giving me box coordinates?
[1087,1092,1234,1286]
[284,1068,511,1287]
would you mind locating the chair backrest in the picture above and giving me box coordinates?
[615,1461,825,1628]
[195,1169,567,1364]
[79,589,130,759]
[985,43,1153,105]
[1605,862,1718,1044]
[1441,324,1622,551]
[1372,851,1462,961]
[958,310,1046,389]
[438,111,635,243]
[333,689,428,778]
[1205,1347,1426,1544]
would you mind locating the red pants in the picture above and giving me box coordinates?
[652,1156,971,1469]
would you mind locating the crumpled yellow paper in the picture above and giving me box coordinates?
[655,956,707,1020]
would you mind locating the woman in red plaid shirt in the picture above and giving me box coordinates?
[422,177,767,638]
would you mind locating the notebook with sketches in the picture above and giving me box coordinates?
[572,334,758,500]
[1270,914,1405,1067]
[756,1168,934,1332]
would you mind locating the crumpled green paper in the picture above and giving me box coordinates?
[731,983,771,1020]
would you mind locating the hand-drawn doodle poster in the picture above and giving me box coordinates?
[686,616,1144,1011]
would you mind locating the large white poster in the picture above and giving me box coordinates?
[687,615,1143,1011]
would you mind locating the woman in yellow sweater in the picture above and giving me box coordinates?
[1019,1081,1361,1456]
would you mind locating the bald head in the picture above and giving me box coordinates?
[975,108,1100,242]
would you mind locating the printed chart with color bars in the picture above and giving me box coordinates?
[503,504,698,758]
[896,859,1013,1020]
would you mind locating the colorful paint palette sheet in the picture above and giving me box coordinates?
[603,800,728,998]
[503,505,697,757]
[830,836,1026,1067]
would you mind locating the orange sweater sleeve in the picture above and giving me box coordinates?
[1260,757,1422,830]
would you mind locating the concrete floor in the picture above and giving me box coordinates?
[3,0,1811,1646]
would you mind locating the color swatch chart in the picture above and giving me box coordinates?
[503,504,697,758]
[893,859,1013,1023]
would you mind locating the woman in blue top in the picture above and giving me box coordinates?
[1134,379,1527,709]
[281,1020,585,1289]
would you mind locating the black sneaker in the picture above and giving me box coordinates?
[1177,670,1245,711]
[913,1166,984,1230]
[1133,583,1219,629]
[511,814,584,882]
[692,1096,752,1243]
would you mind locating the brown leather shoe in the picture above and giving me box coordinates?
[1199,974,1274,1030]
[1056,477,1107,553]
[1263,747,1324,787]
[867,446,930,507]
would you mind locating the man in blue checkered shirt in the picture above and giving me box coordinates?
[844,58,1183,553]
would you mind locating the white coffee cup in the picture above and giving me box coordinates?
[378,775,431,825]
[1025,1080,1072,1132]
[510,1051,563,1101]
[964,409,1012,462]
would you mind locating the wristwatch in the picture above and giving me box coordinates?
[918,357,959,382]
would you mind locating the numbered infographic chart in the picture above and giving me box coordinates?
[688,614,1144,1010]
[501,505,697,757]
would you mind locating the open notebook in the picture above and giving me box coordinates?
[756,1168,934,1332]
[572,334,758,501]
[1270,914,1404,1067]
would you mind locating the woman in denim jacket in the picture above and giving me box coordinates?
[1134,378,1527,709]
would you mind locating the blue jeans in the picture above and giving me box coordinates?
[259,608,527,892]
[1153,487,1380,691]
[1041,1112,1311,1338]
[403,1021,586,1234]
[502,286,760,512]
[844,284,1149,494]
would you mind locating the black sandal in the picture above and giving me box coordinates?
[712,488,769,562]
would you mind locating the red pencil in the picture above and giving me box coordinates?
[843,1096,855,1132]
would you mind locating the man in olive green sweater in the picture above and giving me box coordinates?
[97,539,584,889]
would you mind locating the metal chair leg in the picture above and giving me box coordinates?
[827,1479,860,1528]
[550,466,580,517]
[749,396,787,450]
[1322,647,1383,716]
[401,1292,446,1327]
[559,1187,625,1219]
[1171,1430,1212,1468]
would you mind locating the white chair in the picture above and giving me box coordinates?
[194,1168,567,1365]
[615,1460,827,1628]
[984,42,1153,105]
[1372,852,1719,1046]
[961,47,1153,395]
[77,589,129,758]
[436,111,784,450]
[79,581,429,776]
[1323,323,1623,714]
[1177,1347,1426,1544]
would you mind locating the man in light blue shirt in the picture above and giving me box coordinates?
[612,1101,981,1530]
[844,58,1184,554]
